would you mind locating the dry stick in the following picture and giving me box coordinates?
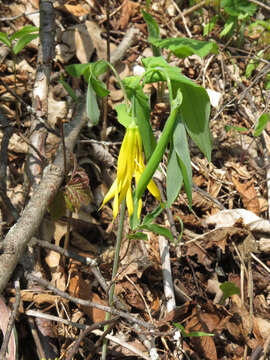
[24,272,154,330]
[101,0,111,141]
[0,99,87,295]
[30,238,128,311]
[26,310,151,360]
[248,0,270,11]
[0,109,19,221]
[159,236,176,313]
[0,10,40,22]
[0,277,20,359]
[65,318,119,360]
[27,0,55,184]
[85,323,116,360]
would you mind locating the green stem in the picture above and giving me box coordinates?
[101,199,126,360]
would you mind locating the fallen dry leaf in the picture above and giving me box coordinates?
[232,176,260,215]
[119,0,140,30]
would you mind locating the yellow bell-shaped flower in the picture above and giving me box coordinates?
[101,124,160,219]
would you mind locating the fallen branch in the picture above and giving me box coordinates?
[0,100,87,294]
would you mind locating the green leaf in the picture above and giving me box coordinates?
[149,37,218,59]
[12,33,39,54]
[176,81,211,161]
[173,117,192,206]
[123,76,156,160]
[0,32,11,47]
[253,113,270,137]
[140,223,174,241]
[59,76,78,102]
[142,57,212,161]
[224,125,248,133]
[126,232,148,241]
[86,82,100,125]
[174,323,214,337]
[245,60,256,78]
[90,60,108,77]
[221,0,257,17]
[115,103,133,128]
[48,190,67,220]
[90,77,109,98]
[66,63,90,78]
[220,281,240,301]
[10,25,39,41]
[220,18,235,37]
[203,15,218,36]
[166,147,183,206]
[141,9,161,57]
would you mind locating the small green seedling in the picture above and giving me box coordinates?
[0,25,39,55]
[174,323,215,337]
[220,281,240,304]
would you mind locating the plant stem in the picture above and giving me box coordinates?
[101,199,126,360]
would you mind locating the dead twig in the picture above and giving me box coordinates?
[159,235,176,313]
[24,272,155,330]
[0,276,20,359]
[0,99,87,294]
[66,318,119,360]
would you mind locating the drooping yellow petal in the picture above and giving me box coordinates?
[101,123,161,220]
[126,185,134,216]
[100,179,117,208]
[147,179,161,201]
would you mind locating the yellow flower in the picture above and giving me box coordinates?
[101,124,161,219]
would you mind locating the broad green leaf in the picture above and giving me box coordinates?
[90,77,109,98]
[173,117,192,206]
[142,57,212,160]
[253,113,270,137]
[220,18,235,37]
[0,32,11,47]
[10,25,39,41]
[166,148,183,206]
[59,76,78,102]
[86,82,100,125]
[149,37,218,59]
[127,232,148,241]
[141,223,174,241]
[48,190,66,220]
[220,281,240,301]
[221,0,257,17]
[141,9,161,57]
[225,125,248,133]
[176,81,211,161]
[174,323,214,337]
[90,60,108,77]
[123,76,156,160]
[12,33,39,54]
[66,63,90,78]
[115,103,133,128]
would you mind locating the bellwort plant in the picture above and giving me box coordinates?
[65,10,216,359]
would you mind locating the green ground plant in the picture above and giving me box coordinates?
[64,9,216,359]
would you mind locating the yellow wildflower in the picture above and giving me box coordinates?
[101,124,161,219]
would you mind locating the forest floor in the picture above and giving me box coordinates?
[0,0,270,359]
